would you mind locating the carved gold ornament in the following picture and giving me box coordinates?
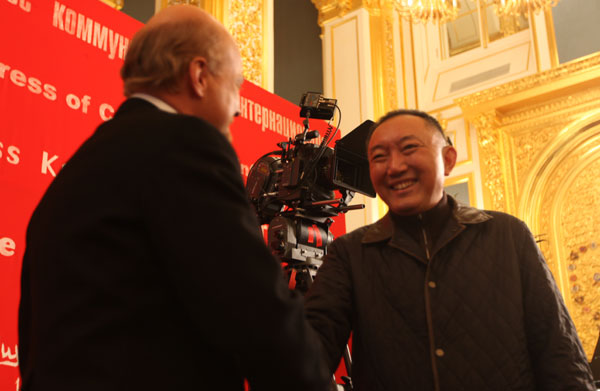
[227,0,265,87]
[457,53,600,358]
[311,0,356,26]
[159,0,267,89]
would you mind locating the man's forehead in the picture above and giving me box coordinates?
[369,123,447,154]
[372,118,435,140]
[371,133,420,145]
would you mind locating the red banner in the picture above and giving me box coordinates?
[0,1,344,389]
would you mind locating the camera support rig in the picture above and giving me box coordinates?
[246,93,374,391]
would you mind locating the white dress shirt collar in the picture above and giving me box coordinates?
[130,93,177,114]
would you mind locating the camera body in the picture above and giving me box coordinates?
[246,93,375,264]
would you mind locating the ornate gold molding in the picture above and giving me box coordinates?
[457,53,600,216]
[456,53,600,110]
[557,145,600,357]
[530,114,600,359]
[311,0,400,26]
[311,0,360,26]
[469,110,508,212]
[457,53,600,358]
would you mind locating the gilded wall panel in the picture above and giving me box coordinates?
[457,53,600,358]
[367,4,398,118]
[501,88,600,197]
[551,131,600,359]
[457,53,600,109]
[458,54,600,216]
[228,0,265,87]
[510,123,559,194]
[160,0,269,89]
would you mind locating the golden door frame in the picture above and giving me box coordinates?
[457,52,600,358]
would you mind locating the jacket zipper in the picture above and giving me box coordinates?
[420,214,440,391]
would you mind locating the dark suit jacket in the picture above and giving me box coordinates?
[19,98,329,391]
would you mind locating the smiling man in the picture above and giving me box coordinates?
[367,111,456,216]
[304,109,594,391]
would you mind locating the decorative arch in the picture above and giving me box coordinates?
[457,53,600,358]
[519,111,600,356]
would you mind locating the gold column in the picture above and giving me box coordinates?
[528,8,541,72]
[201,0,227,25]
[365,0,399,119]
[468,110,509,213]
[544,8,559,68]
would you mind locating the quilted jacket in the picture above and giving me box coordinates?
[305,195,595,391]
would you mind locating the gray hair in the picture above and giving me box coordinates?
[121,16,225,96]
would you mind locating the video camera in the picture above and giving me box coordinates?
[246,93,368,387]
[246,92,375,269]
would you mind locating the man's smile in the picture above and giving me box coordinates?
[390,179,417,191]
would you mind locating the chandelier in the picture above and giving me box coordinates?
[492,0,560,17]
[395,0,459,24]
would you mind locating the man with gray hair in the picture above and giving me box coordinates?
[19,6,329,391]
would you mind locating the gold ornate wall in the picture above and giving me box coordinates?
[160,0,270,89]
[457,52,600,358]
[225,0,268,88]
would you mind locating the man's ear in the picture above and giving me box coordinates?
[189,56,209,98]
[442,145,457,176]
